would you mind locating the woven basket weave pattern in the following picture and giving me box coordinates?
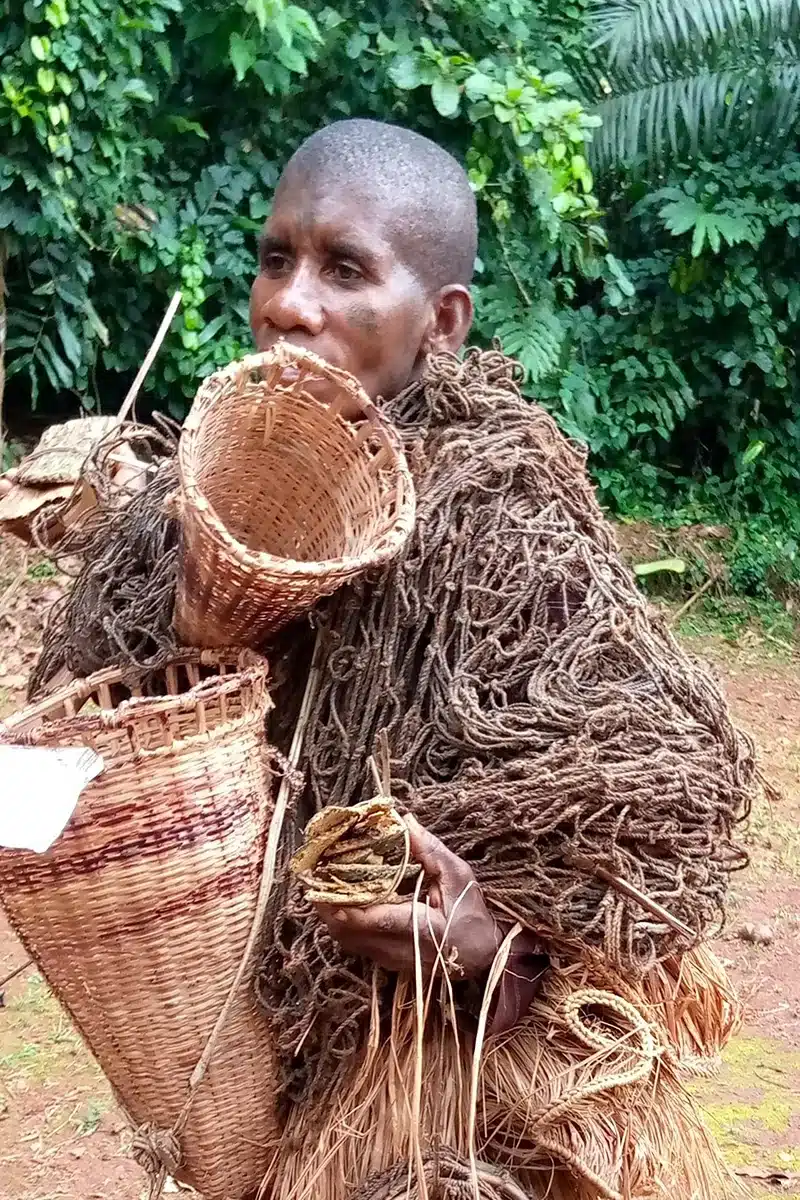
[0,652,279,1200]
[174,345,416,647]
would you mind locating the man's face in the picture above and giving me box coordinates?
[249,172,435,402]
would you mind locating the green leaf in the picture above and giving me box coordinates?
[40,334,73,388]
[166,115,209,139]
[245,0,269,32]
[742,439,766,465]
[229,33,257,82]
[389,54,422,91]
[154,40,173,75]
[431,76,460,117]
[276,43,307,75]
[196,313,229,346]
[287,6,323,43]
[30,35,51,62]
[55,307,82,368]
[633,558,687,577]
[346,32,369,59]
[122,79,155,103]
[83,299,109,346]
[37,68,55,93]
[464,71,494,101]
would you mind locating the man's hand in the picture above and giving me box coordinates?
[314,814,501,980]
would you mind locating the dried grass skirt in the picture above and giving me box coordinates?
[263,944,738,1200]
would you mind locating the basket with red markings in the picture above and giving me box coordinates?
[0,650,279,1200]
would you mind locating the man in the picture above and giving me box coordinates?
[243,120,752,1200]
[250,120,541,1021]
[38,119,753,1200]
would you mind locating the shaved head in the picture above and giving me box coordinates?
[279,119,478,292]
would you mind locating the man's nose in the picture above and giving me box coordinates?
[262,265,324,336]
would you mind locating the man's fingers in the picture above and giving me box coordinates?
[315,900,414,939]
[405,814,476,898]
[315,897,449,944]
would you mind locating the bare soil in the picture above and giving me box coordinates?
[2,534,800,1198]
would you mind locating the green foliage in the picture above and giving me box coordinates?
[587,0,800,168]
[1,0,608,417]
[3,0,800,600]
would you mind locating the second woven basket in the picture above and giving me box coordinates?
[173,343,416,648]
[0,651,278,1200]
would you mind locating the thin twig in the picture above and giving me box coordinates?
[116,291,182,426]
[0,957,33,992]
[669,571,721,626]
[565,852,695,940]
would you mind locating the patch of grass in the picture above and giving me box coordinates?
[675,596,797,649]
[26,559,57,581]
[74,1096,109,1136]
[0,973,97,1085]
[695,1034,800,1172]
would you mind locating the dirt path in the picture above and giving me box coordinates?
[2,536,800,1199]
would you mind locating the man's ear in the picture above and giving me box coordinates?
[423,285,474,356]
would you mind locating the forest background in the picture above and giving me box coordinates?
[3,0,800,602]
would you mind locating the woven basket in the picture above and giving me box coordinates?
[173,344,416,648]
[0,651,279,1200]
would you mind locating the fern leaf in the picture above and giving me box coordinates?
[495,307,565,383]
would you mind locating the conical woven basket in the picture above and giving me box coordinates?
[0,651,278,1200]
[173,343,416,648]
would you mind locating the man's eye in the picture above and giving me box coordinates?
[262,252,289,274]
[330,261,362,283]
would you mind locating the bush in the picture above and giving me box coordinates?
[0,0,610,419]
[3,0,800,599]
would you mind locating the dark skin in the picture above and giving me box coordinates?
[249,166,544,1029]
[249,168,473,407]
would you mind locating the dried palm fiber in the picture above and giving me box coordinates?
[28,345,755,1099]
[173,343,416,647]
[0,650,281,1200]
[265,966,735,1200]
[29,419,180,697]
[15,415,120,486]
[354,1151,532,1200]
[0,415,123,544]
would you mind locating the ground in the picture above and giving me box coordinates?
[1,534,800,1199]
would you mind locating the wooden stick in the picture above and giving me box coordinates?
[116,291,182,426]
[669,571,720,626]
[0,957,33,994]
[565,852,695,939]
[145,634,324,1200]
[187,629,323,1094]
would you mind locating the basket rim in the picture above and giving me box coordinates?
[0,649,270,741]
[177,344,417,579]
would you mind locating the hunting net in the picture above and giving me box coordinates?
[30,348,756,1113]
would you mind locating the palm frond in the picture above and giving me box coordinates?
[590,0,800,72]
[590,60,800,167]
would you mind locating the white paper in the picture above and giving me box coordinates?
[0,745,104,854]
